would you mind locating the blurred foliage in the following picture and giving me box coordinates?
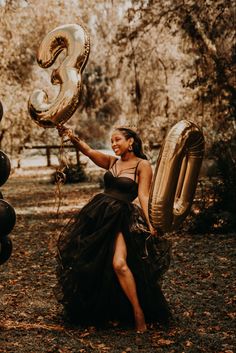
[73,64,121,148]
[212,137,236,214]
[184,138,236,234]
[112,0,235,147]
[185,177,236,234]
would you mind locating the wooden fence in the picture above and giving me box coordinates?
[24,145,80,167]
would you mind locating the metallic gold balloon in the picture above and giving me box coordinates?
[148,120,205,233]
[28,23,90,128]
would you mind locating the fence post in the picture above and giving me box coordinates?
[46,146,51,166]
[76,150,80,165]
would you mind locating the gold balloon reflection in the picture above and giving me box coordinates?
[28,23,90,128]
[148,120,205,233]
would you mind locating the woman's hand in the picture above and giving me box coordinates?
[149,224,158,237]
[57,124,73,139]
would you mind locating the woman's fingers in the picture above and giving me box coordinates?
[151,229,158,237]
[149,225,158,237]
[57,124,72,138]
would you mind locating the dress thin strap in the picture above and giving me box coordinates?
[110,158,118,175]
[111,158,118,168]
[134,160,142,181]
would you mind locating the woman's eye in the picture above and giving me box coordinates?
[112,136,121,143]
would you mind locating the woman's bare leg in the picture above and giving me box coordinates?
[113,232,147,332]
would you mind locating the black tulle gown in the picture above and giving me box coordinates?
[55,162,172,327]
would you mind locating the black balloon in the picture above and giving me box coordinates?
[0,236,12,265]
[0,199,16,236]
[0,150,11,187]
[0,101,3,122]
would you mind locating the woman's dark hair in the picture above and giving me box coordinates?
[116,127,148,160]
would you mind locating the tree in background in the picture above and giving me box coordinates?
[112,0,235,150]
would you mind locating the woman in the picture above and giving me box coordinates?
[55,126,171,332]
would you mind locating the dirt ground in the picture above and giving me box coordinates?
[0,167,235,353]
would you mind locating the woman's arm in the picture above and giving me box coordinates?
[57,125,116,170]
[137,160,158,236]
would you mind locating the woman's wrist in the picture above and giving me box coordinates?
[64,129,73,138]
[70,133,81,143]
[147,220,153,230]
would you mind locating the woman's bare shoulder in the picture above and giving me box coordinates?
[138,159,152,169]
[137,159,152,176]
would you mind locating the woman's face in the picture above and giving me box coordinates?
[111,130,132,156]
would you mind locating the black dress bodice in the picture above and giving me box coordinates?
[103,171,138,203]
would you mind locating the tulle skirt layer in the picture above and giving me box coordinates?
[55,193,172,326]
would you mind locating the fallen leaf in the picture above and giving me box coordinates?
[158,338,174,346]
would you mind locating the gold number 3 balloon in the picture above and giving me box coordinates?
[148,120,205,233]
[28,23,90,128]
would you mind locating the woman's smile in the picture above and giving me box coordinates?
[113,146,121,154]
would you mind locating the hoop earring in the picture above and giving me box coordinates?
[128,145,133,152]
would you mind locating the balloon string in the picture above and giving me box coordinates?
[55,178,62,219]
[142,234,152,259]
[54,136,69,218]
[52,136,75,261]
[59,136,70,170]
[48,136,69,255]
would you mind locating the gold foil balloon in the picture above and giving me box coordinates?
[148,120,204,233]
[28,23,90,128]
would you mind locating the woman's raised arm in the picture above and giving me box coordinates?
[57,125,116,170]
